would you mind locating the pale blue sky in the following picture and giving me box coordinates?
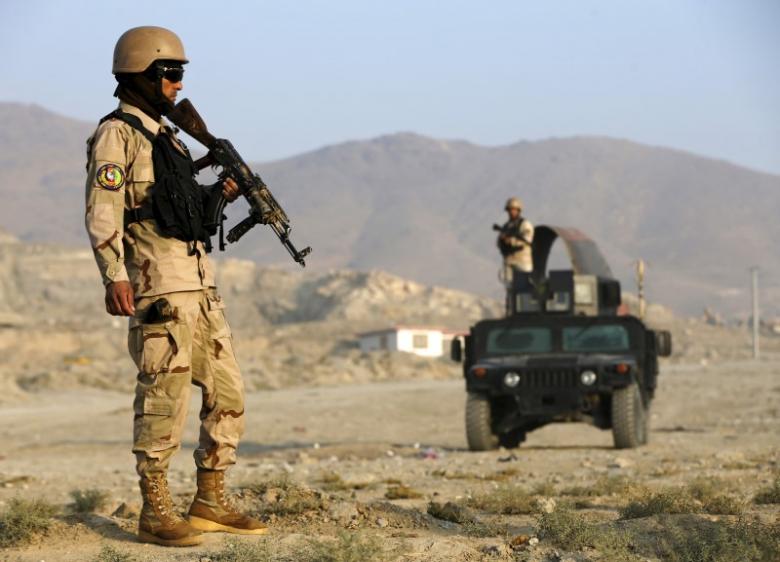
[1,0,778,173]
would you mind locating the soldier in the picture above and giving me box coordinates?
[497,197,535,282]
[84,26,266,546]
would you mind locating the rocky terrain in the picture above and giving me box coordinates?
[0,236,778,561]
[0,233,776,403]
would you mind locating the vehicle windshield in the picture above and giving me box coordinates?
[485,327,553,354]
[562,325,630,352]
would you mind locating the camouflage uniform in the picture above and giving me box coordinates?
[85,101,245,478]
[500,218,535,280]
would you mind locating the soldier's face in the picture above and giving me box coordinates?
[508,208,520,220]
[161,77,183,104]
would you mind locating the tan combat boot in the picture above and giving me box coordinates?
[188,469,268,535]
[138,474,204,547]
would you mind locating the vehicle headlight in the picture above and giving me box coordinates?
[580,370,597,386]
[504,372,521,387]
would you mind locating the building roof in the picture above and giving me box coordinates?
[357,325,467,338]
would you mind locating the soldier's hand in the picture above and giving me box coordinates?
[222,177,240,202]
[105,281,135,316]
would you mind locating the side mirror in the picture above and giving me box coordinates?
[656,330,672,357]
[450,338,463,362]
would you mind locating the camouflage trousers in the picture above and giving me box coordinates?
[128,288,245,478]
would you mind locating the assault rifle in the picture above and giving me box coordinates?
[167,98,312,267]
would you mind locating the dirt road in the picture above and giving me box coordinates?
[1,359,778,561]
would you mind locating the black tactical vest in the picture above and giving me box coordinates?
[99,110,211,248]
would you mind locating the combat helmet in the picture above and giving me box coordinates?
[505,197,523,211]
[113,26,188,74]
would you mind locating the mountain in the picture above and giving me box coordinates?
[1,102,778,316]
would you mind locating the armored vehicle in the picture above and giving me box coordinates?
[452,226,671,450]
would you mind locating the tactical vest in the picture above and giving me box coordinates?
[97,110,213,250]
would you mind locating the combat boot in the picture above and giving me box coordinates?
[188,469,268,534]
[138,474,204,547]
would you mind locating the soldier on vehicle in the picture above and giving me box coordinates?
[84,26,266,546]
[496,197,535,284]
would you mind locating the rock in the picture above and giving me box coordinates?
[261,489,280,504]
[608,457,633,469]
[534,497,557,514]
[481,544,510,557]
[111,501,139,519]
[376,517,388,528]
[528,537,539,546]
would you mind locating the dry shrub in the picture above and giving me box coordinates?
[385,485,422,500]
[0,497,58,548]
[305,531,389,562]
[70,488,110,513]
[654,516,780,562]
[753,475,780,505]
[92,544,137,562]
[620,479,743,519]
[468,484,536,514]
[537,505,636,559]
[207,537,274,562]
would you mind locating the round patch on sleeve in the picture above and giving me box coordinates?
[96,163,125,191]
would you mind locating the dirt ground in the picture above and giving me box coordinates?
[0,357,778,561]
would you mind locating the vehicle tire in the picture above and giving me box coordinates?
[498,429,526,449]
[611,381,647,449]
[465,393,499,451]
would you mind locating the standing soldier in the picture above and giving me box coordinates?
[496,197,535,284]
[84,26,266,546]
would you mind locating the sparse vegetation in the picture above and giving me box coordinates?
[69,488,110,513]
[92,544,137,562]
[0,497,58,548]
[385,484,423,500]
[620,480,743,519]
[304,531,389,562]
[207,537,275,562]
[468,484,536,514]
[653,516,780,562]
[537,505,637,559]
[753,475,780,505]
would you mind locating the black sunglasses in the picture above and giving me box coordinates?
[159,65,185,83]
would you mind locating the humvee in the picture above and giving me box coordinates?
[451,226,672,450]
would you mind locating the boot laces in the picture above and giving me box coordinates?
[149,476,177,519]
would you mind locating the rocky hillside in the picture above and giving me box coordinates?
[0,103,778,317]
[0,235,776,401]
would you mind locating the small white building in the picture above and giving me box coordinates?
[358,326,464,358]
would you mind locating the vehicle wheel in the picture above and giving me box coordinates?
[465,393,499,451]
[611,382,647,449]
[498,429,526,449]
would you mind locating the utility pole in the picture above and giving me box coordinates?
[751,267,760,360]
[635,259,646,320]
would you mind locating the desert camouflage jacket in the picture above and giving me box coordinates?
[84,102,215,296]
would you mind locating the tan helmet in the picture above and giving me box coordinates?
[505,197,523,211]
[112,26,188,74]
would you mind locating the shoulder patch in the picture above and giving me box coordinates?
[96,163,125,190]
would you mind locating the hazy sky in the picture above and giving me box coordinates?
[1,0,778,173]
